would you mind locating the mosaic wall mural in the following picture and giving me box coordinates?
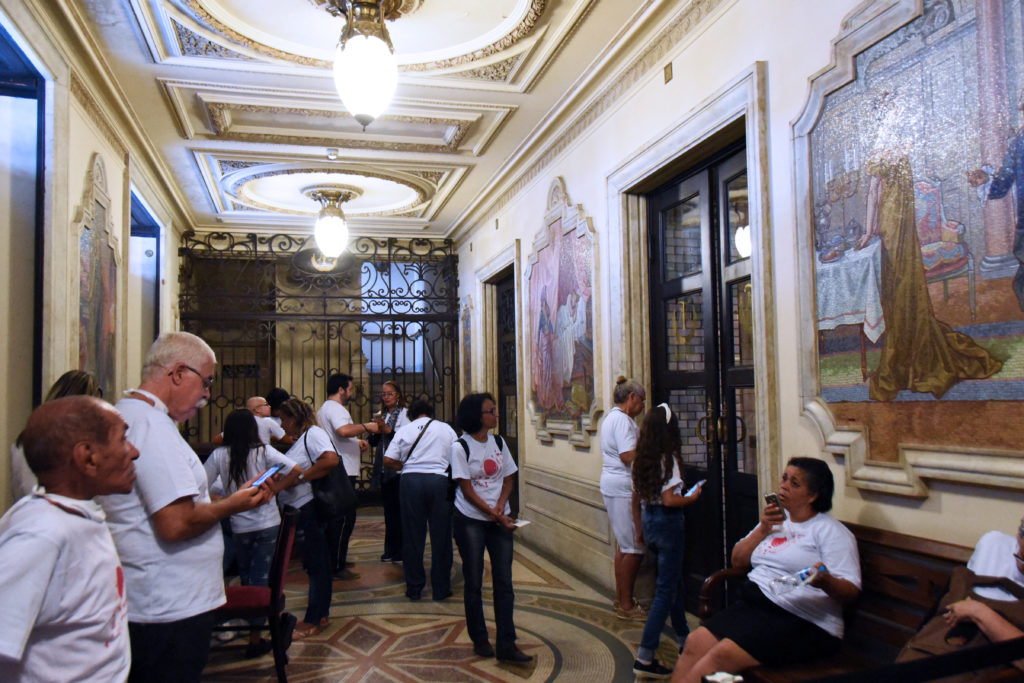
[812,0,1024,405]
[525,178,597,445]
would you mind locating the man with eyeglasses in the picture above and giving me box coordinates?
[97,332,273,682]
[245,395,288,445]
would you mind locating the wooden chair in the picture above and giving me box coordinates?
[914,178,977,320]
[211,507,299,683]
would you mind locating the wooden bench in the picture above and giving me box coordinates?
[696,521,973,682]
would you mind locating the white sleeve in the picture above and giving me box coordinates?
[265,418,285,441]
[499,438,517,476]
[305,427,337,461]
[384,427,412,463]
[0,530,58,661]
[451,440,470,480]
[819,519,861,588]
[265,446,299,471]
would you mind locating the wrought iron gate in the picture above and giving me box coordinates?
[178,231,459,492]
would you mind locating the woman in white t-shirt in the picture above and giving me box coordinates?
[451,393,531,665]
[673,457,861,683]
[204,409,300,658]
[629,403,703,678]
[599,376,647,620]
[277,398,342,640]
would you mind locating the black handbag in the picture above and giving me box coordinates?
[303,430,356,522]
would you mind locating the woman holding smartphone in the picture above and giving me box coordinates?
[672,457,860,683]
[276,398,342,640]
[204,409,301,657]
[369,380,410,563]
[630,403,702,678]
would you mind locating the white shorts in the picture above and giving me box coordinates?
[604,494,644,554]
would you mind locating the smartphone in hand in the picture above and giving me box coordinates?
[764,492,780,508]
[250,464,283,488]
[685,480,707,497]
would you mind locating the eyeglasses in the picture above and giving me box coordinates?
[380,391,397,397]
[483,408,499,415]
[183,365,215,390]
[1014,552,1024,563]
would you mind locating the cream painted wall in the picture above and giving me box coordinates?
[458,0,1022,584]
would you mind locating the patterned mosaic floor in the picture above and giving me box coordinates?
[204,509,693,681]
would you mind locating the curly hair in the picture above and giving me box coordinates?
[632,404,683,504]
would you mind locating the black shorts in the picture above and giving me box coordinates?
[703,580,841,666]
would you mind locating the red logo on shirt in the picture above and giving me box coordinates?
[483,458,499,476]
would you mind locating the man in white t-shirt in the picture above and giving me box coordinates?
[317,372,380,578]
[0,396,137,682]
[245,395,289,445]
[97,332,272,683]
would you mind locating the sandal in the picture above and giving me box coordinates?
[292,622,322,640]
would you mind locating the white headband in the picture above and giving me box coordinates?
[657,402,672,424]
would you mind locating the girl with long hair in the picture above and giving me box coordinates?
[204,409,301,657]
[631,402,703,678]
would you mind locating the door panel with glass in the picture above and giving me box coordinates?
[648,145,757,611]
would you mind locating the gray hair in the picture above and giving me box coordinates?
[141,332,216,382]
[612,376,644,404]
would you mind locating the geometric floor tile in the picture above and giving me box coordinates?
[204,508,691,681]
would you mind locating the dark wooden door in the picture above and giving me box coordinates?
[495,269,520,516]
[647,144,759,611]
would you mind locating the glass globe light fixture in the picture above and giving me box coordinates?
[331,1,398,129]
[310,189,349,258]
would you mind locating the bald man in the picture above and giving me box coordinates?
[0,396,138,681]
[245,395,289,445]
[97,332,273,682]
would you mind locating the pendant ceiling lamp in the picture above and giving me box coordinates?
[316,0,398,129]
[309,189,350,258]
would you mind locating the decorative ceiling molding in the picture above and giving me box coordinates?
[447,55,521,83]
[456,0,729,234]
[173,0,546,73]
[192,149,471,228]
[172,19,255,61]
[159,78,516,157]
[70,73,128,159]
[227,166,429,217]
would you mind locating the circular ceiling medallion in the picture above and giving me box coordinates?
[184,0,542,69]
[223,166,429,216]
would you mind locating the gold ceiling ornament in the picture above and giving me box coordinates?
[307,0,423,21]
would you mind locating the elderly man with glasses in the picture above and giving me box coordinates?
[97,332,273,683]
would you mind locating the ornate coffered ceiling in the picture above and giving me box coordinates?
[67,0,656,237]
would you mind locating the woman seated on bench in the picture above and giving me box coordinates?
[671,457,861,683]
[897,513,1024,677]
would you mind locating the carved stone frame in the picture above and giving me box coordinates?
[793,0,1024,496]
[73,153,121,398]
[523,177,600,447]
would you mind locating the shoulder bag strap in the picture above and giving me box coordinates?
[405,418,434,462]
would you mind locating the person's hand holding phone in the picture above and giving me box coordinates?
[761,492,785,531]
[683,479,706,502]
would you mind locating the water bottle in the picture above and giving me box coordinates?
[769,564,827,595]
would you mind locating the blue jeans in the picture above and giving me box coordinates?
[453,510,516,650]
[399,472,453,599]
[638,505,689,661]
[293,501,332,626]
[234,525,278,588]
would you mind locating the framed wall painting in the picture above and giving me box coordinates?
[76,154,120,400]
[524,177,598,446]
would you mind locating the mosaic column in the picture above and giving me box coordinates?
[976,0,1019,279]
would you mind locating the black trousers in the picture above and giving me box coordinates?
[325,475,358,572]
[128,610,217,683]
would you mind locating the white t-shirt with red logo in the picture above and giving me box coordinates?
[746,511,861,638]
[451,434,517,521]
[0,491,130,681]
